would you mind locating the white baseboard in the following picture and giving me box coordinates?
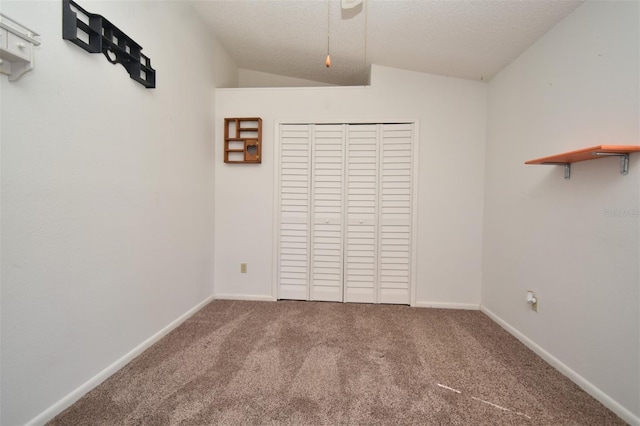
[480,306,640,426]
[25,294,216,426]
[415,301,480,310]
[213,293,276,302]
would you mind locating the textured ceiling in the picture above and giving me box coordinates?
[191,0,583,86]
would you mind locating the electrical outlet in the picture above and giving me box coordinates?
[240,263,247,273]
[527,290,538,312]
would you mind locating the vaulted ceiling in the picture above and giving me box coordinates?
[191,0,583,86]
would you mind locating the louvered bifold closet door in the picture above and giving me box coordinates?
[278,125,312,300]
[310,125,345,302]
[378,124,413,304]
[344,125,379,303]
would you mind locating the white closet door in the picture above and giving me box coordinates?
[278,125,311,300]
[310,125,345,301]
[378,124,413,304]
[278,122,414,305]
[344,125,379,303]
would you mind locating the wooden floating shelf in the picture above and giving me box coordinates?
[525,145,640,179]
[525,145,640,164]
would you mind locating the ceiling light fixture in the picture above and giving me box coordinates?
[325,0,331,67]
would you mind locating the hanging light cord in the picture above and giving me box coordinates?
[363,0,368,82]
[326,0,331,67]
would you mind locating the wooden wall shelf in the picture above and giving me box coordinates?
[525,145,640,179]
[224,117,262,164]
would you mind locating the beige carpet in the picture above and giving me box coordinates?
[49,300,624,425]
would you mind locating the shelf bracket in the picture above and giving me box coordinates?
[542,162,571,180]
[592,152,630,175]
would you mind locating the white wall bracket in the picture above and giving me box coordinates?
[0,13,41,82]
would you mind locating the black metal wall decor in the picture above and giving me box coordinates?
[62,0,156,88]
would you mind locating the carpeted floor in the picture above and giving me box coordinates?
[49,300,624,425]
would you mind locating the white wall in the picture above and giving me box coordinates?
[0,1,237,424]
[483,1,639,422]
[214,65,487,308]
[239,68,335,88]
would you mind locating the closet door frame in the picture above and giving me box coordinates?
[273,119,420,307]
